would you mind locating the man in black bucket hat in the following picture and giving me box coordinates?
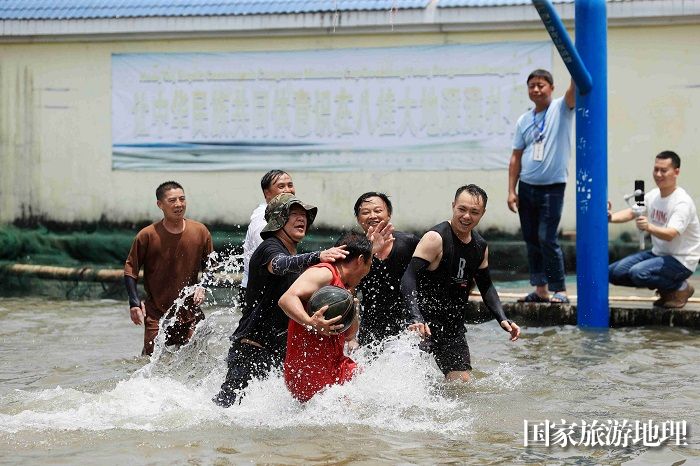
[259,192,317,240]
[213,193,348,407]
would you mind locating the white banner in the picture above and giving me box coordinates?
[112,43,551,171]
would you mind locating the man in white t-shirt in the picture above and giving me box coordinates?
[609,151,700,308]
[240,170,295,300]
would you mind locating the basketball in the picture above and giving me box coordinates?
[307,285,355,333]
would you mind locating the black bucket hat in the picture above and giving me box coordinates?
[260,193,318,239]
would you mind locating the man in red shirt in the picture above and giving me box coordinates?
[279,231,373,402]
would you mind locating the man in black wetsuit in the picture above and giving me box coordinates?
[213,193,348,407]
[354,192,419,345]
[400,184,521,382]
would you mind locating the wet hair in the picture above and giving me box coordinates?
[527,69,554,86]
[334,231,372,262]
[454,184,488,208]
[353,192,393,217]
[656,150,681,169]
[260,170,290,192]
[156,181,184,200]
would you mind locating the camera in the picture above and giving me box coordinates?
[626,179,646,250]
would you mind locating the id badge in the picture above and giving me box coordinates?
[533,140,545,162]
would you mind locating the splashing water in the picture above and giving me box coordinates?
[2,283,697,463]
[0,316,512,438]
[0,272,522,439]
[141,249,243,377]
[0,239,511,441]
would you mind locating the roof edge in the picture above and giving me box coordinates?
[1,3,698,43]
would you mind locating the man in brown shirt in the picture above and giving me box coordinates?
[124,181,214,355]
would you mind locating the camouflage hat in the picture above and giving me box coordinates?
[260,193,318,239]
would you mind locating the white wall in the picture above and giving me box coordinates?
[1,23,698,236]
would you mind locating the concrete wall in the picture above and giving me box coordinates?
[1,23,698,235]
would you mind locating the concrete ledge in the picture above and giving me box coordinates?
[504,302,577,326]
[468,302,700,329]
[609,305,700,329]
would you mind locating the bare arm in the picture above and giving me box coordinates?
[637,218,680,242]
[413,230,443,270]
[608,207,635,224]
[609,205,678,241]
[639,201,692,242]
[507,149,523,213]
[565,78,576,110]
[278,267,344,336]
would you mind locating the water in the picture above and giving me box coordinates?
[0,297,698,465]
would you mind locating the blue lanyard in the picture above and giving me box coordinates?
[532,107,547,142]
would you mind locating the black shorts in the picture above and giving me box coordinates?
[420,334,472,375]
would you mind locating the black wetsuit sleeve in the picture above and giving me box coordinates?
[270,251,321,276]
[474,266,511,327]
[401,257,430,324]
[124,275,141,309]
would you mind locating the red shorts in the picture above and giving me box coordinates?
[284,320,357,402]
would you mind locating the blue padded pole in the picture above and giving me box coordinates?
[573,0,609,327]
[531,0,609,327]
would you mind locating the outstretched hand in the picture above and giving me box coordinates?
[319,245,348,263]
[367,219,395,257]
[500,320,521,341]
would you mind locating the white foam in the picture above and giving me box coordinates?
[0,306,523,439]
[0,266,521,436]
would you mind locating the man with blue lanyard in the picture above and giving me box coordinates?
[507,69,575,304]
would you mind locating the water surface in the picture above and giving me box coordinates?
[0,297,698,465]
